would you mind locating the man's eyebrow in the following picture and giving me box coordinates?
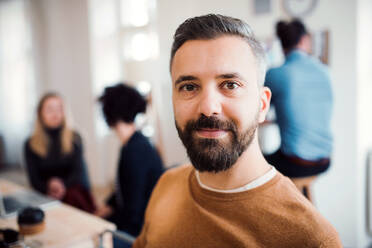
[175,75,198,85]
[216,73,245,80]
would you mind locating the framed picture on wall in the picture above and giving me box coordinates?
[311,30,330,65]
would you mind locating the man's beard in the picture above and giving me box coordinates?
[175,114,258,173]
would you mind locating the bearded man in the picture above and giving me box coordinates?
[132,14,342,248]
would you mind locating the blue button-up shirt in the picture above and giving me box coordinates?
[265,50,333,160]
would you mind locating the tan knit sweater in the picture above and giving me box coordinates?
[133,165,342,248]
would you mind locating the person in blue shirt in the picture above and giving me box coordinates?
[264,19,333,198]
[96,83,164,243]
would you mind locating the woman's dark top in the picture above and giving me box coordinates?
[106,131,164,237]
[24,128,90,194]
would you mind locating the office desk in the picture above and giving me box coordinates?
[0,179,116,248]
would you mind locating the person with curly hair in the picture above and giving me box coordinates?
[96,83,163,239]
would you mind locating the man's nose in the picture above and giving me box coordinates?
[197,88,222,117]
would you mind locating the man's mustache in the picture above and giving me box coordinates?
[186,115,235,131]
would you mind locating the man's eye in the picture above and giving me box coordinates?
[222,81,239,90]
[180,84,196,91]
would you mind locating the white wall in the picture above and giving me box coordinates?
[0,0,37,167]
[356,0,372,246]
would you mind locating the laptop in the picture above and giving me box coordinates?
[0,190,60,218]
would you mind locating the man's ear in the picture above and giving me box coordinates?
[258,86,271,123]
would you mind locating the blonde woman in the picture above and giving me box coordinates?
[24,93,96,213]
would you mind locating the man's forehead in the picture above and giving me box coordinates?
[171,36,257,79]
[175,35,252,55]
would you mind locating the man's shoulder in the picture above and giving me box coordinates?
[149,164,192,198]
[158,164,193,185]
[267,173,341,245]
[266,66,281,80]
[144,164,193,215]
[265,66,290,88]
[271,174,326,215]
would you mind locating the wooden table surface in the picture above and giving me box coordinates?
[0,179,116,248]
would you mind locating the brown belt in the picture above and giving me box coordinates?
[283,154,330,167]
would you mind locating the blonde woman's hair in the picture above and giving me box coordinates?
[29,93,74,157]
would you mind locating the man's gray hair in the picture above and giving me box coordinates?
[170,14,267,85]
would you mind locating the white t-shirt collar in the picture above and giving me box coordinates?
[195,166,277,193]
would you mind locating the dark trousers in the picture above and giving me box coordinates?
[264,150,330,178]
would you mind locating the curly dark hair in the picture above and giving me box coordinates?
[98,83,147,126]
